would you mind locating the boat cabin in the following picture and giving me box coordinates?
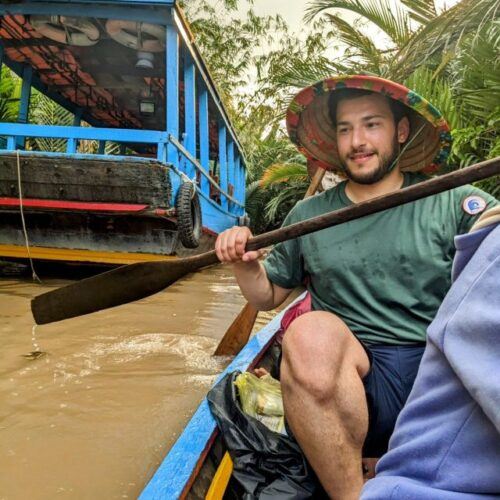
[0,0,247,265]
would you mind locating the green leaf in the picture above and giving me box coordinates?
[259,163,309,187]
[306,0,412,47]
[324,13,382,72]
[400,0,437,25]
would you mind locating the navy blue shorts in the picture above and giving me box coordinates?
[362,344,425,457]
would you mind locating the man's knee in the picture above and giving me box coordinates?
[281,311,357,401]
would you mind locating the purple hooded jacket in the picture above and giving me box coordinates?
[361,223,500,499]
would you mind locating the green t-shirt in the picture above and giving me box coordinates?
[263,173,498,345]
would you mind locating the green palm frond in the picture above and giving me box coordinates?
[245,179,264,213]
[264,185,306,225]
[105,142,122,155]
[394,0,499,80]
[259,163,309,187]
[244,179,269,233]
[0,67,21,123]
[28,92,73,152]
[405,67,461,129]
[267,55,344,90]
[306,0,412,47]
[451,20,500,122]
[325,14,383,73]
[400,0,437,25]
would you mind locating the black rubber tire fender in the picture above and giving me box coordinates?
[176,182,202,248]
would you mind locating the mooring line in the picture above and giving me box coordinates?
[16,149,42,283]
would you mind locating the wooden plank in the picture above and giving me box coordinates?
[16,64,32,148]
[235,154,244,216]
[205,452,233,500]
[66,137,77,154]
[72,108,83,127]
[0,211,180,256]
[0,155,172,206]
[0,123,168,144]
[227,140,235,213]
[0,3,173,24]
[0,198,149,212]
[18,65,32,124]
[166,21,180,197]
[0,244,178,265]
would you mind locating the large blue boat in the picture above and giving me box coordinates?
[0,0,247,265]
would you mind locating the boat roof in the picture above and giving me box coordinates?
[0,0,245,158]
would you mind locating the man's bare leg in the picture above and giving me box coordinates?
[280,311,370,500]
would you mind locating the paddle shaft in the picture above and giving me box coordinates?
[191,157,499,270]
[245,158,499,252]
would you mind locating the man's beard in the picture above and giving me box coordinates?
[339,136,400,185]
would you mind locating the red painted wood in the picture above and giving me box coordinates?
[0,197,149,212]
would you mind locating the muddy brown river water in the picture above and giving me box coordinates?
[0,263,274,499]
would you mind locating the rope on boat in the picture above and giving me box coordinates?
[16,150,42,283]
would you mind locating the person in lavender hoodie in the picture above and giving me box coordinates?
[361,205,500,500]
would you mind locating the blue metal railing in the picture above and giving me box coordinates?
[0,123,168,155]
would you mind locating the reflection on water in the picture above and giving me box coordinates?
[0,263,274,499]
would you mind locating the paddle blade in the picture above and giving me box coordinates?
[213,302,259,356]
[31,259,191,325]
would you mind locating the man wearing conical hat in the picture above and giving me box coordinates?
[215,75,498,498]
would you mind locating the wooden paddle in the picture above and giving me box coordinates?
[213,166,327,356]
[31,157,499,325]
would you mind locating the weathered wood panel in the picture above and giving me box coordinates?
[0,211,179,255]
[0,154,172,207]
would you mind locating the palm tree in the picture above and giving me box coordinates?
[304,0,498,81]
[0,67,22,149]
[28,91,73,152]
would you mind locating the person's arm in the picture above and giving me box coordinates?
[215,226,293,310]
[443,233,500,432]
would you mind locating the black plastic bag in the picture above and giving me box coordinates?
[207,371,327,499]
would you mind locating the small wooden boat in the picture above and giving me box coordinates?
[139,301,292,500]
[0,0,247,266]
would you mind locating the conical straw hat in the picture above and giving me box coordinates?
[286,75,452,174]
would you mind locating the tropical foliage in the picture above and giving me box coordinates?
[180,0,332,230]
[183,0,499,229]
[269,0,500,199]
[28,90,73,152]
[0,66,20,123]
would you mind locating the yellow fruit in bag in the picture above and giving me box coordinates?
[234,372,286,434]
